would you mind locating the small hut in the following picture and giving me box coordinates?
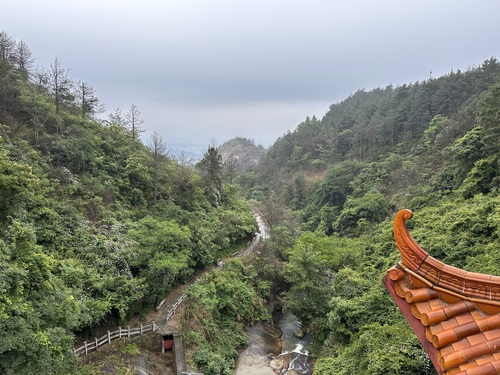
[161,332,174,353]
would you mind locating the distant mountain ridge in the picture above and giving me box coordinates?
[219,137,267,172]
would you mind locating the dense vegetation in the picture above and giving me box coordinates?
[238,58,500,374]
[182,258,271,374]
[0,31,256,375]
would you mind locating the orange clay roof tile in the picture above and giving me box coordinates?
[384,210,500,375]
[483,330,500,341]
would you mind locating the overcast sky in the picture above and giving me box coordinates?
[2,0,500,148]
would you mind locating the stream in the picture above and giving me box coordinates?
[235,310,313,375]
[235,209,313,373]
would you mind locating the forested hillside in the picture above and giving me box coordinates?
[240,59,500,374]
[0,31,256,375]
[240,59,500,234]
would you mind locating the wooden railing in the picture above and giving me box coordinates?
[166,296,184,323]
[74,293,186,357]
[73,321,158,356]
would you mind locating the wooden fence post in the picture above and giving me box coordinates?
[84,341,88,355]
[108,330,111,343]
[95,337,98,351]
[119,327,122,338]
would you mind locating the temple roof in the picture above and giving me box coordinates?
[384,209,500,375]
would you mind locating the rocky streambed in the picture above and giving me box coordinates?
[235,310,313,375]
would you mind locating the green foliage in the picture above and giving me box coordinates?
[301,161,362,232]
[460,155,499,198]
[423,114,448,151]
[327,267,396,342]
[0,145,36,221]
[194,348,233,375]
[335,191,389,234]
[0,224,79,375]
[196,146,224,206]
[183,259,269,374]
[479,82,500,156]
[442,125,485,187]
[282,233,363,323]
[121,343,140,356]
[315,322,433,375]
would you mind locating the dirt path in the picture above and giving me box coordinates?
[143,266,214,328]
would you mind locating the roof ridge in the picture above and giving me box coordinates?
[394,209,500,305]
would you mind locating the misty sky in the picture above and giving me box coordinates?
[2,0,500,148]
